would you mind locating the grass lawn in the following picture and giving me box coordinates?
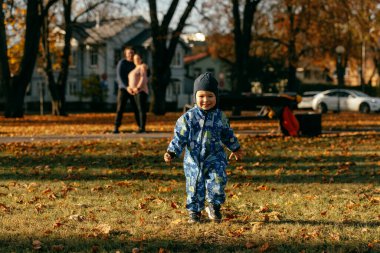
[0,112,379,252]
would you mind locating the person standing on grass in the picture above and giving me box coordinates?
[164,72,243,223]
[113,47,136,134]
[127,52,149,133]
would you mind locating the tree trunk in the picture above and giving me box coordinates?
[3,0,43,117]
[150,62,171,115]
[5,76,27,117]
[0,1,14,117]
[231,0,261,115]
[286,7,298,93]
[150,85,167,115]
[287,63,298,92]
[54,0,72,116]
[148,0,196,115]
[232,0,261,94]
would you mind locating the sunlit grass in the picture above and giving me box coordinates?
[0,131,379,252]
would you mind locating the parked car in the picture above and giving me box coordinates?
[311,89,380,113]
[298,91,320,109]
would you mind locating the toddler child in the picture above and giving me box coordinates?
[164,72,243,223]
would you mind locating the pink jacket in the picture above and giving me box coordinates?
[128,64,149,94]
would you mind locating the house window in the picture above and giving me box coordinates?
[171,50,182,67]
[304,70,311,79]
[166,79,180,102]
[194,68,201,78]
[68,80,78,95]
[90,47,98,66]
[206,68,215,76]
[70,50,77,68]
[114,49,122,66]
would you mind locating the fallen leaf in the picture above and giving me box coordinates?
[245,242,255,249]
[171,201,179,209]
[0,203,10,213]
[94,223,111,235]
[69,214,85,222]
[256,185,270,191]
[259,242,270,252]
[32,240,42,250]
[171,219,182,225]
[256,205,270,213]
[158,186,173,192]
[116,181,133,187]
[41,188,52,194]
[51,244,64,251]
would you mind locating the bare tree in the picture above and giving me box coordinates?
[231,0,262,94]
[148,0,197,115]
[41,0,109,115]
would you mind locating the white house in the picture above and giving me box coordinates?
[184,52,233,95]
[25,16,189,111]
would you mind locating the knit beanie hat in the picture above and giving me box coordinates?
[193,72,219,108]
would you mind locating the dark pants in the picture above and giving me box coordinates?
[114,88,137,129]
[134,92,148,131]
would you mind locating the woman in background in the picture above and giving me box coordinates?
[127,52,149,133]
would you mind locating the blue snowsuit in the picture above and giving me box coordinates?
[167,105,240,212]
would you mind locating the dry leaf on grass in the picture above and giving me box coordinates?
[32,240,42,250]
[171,219,182,225]
[51,244,65,251]
[255,205,270,213]
[158,186,173,192]
[245,242,256,249]
[170,201,179,209]
[93,223,111,235]
[69,214,85,222]
[0,203,10,213]
[259,242,270,252]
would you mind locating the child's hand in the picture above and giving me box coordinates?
[164,152,173,163]
[229,149,243,161]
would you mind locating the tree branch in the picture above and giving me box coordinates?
[161,0,179,32]
[168,0,196,59]
[73,0,111,23]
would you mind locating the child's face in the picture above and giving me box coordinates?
[196,90,216,110]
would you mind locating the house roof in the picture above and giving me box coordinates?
[72,15,190,51]
[74,16,149,44]
[126,28,151,47]
[184,52,209,64]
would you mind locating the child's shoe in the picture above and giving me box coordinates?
[188,211,201,223]
[205,204,222,222]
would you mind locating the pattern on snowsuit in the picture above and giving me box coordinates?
[167,105,240,212]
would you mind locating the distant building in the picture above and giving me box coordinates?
[25,16,189,111]
[184,53,233,104]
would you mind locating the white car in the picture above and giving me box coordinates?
[298,91,320,109]
[311,89,380,113]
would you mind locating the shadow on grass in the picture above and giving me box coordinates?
[255,219,380,228]
[0,235,375,253]
[0,153,379,183]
